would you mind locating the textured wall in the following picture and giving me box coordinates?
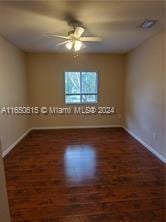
[26,53,125,127]
[125,30,166,158]
[0,37,28,153]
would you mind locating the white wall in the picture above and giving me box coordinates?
[125,30,166,159]
[0,141,10,221]
[0,37,28,153]
[26,53,125,128]
[165,30,166,158]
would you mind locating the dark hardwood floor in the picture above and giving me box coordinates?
[4,128,166,222]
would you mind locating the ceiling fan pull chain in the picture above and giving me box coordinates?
[74,52,79,59]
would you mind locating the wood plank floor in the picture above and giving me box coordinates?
[4,128,166,222]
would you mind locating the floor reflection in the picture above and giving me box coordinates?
[64,145,96,182]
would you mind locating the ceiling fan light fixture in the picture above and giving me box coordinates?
[65,41,73,50]
[74,40,82,51]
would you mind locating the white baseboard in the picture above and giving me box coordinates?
[3,125,165,164]
[2,129,31,158]
[2,125,122,157]
[123,126,166,164]
[31,125,123,130]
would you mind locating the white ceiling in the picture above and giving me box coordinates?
[0,0,165,53]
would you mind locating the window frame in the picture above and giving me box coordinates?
[64,71,99,105]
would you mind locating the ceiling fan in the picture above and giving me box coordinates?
[46,21,102,52]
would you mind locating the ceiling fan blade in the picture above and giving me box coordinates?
[46,34,71,40]
[80,37,102,42]
[74,27,85,38]
[56,40,69,46]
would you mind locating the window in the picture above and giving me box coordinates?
[65,72,98,104]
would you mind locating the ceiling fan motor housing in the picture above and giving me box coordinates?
[68,30,75,36]
[69,20,85,30]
